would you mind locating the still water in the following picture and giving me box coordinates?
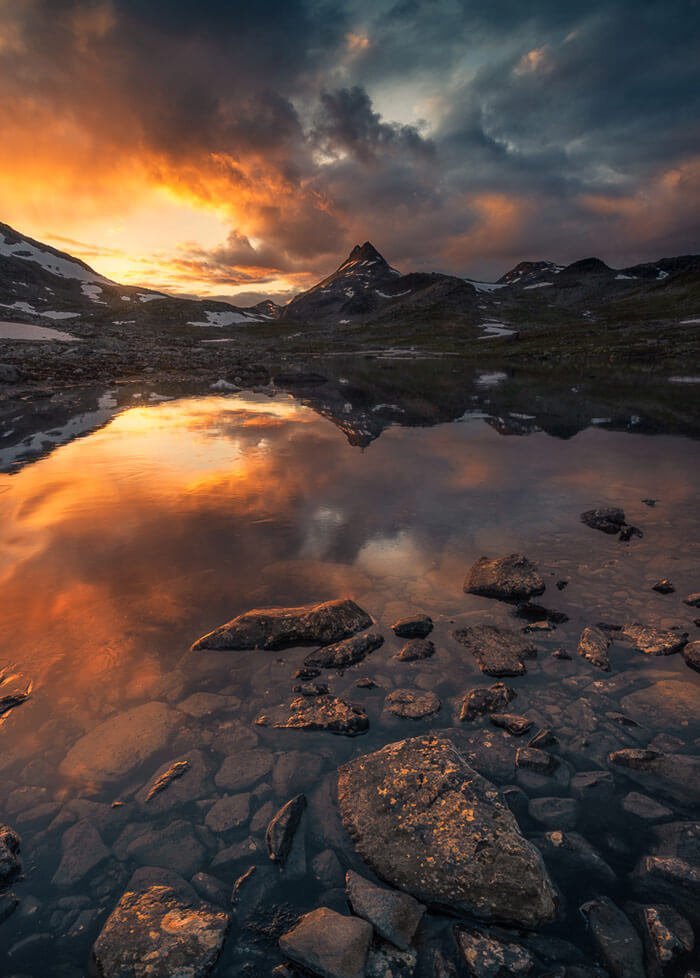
[0,383,699,975]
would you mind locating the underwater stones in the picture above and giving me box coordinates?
[0,825,21,888]
[60,701,179,782]
[454,928,534,978]
[275,695,369,736]
[385,688,441,719]
[652,580,675,594]
[619,682,700,733]
[464,554,545,601]
[632,856,700,925]
[191,598,372,651]
[115,819,206,878]
[516,748,560,777]
[395,638,435,661]
[205,794,250,833]
[304,631,383,670]
[620,624,688,656]
[683,593,700,607]
[453,625,537,677]
[144,760,190,802]
[52,819,109,887]
[533,830,616,884]
[337,735,556,927]
[392,615,433,639]
[459,682,517,722]
[636,904,694,976]
[577,627,611,671]
[266,795,306,866]
[579,897,645,978]
[279,907,372,978]
[608,749,700,807]
[622,792,673,822]
[214,749,273,792]
[528,797,579,830]
[570,771,615,803]
[93,884,228,978]
[515,603,569,624]
[346,870,425,950]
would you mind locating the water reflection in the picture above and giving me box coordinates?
[0,388,699,974]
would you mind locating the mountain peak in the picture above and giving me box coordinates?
[341,241,387,268]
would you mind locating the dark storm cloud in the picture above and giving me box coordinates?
[1,0,699,284]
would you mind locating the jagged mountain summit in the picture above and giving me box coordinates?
[282,241,478,324]
[497,260,563,287]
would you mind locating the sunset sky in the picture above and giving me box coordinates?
[1,0,698,303]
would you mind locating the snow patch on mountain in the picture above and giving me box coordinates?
[0,231,111,284]
[188,309,259,327]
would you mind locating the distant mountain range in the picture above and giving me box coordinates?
[1,220,699,332]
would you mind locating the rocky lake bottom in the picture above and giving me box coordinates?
[0,370,699,978]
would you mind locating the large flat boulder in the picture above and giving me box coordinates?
[337,735,556,927]
[279,907,372,978]
[453,625,538,677]
[93,884,228,978]
[191,598,372,651]
[464,555,545,602]
[620,624,688,656]
[619,681,700,733]
[60,702,180,782]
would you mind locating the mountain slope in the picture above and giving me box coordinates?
[282,241,478,324]
[0,222,263,329]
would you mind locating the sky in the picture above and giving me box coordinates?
[1,0,699,303]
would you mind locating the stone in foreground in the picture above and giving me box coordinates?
[579,896,645,978]
[266,795,306,866]
[304,631,383,670]
[454,625,537,677]
[683,640,700,672]
[464,554,545,601]
[275,695,369,736]
[578,626,611,671]
[279,907,372,978]
[455,927,534,978]
[385,688,441,719]
[346,870,425,950]
[93,884,228,978]
[459,682,516,722]
[620,624,688,656]
[0,825,21,888]
[636,904,694,976]
[337,735,556,927]
[392,615,433,639]
[191,598,372,651]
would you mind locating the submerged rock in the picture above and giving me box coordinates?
[579,897,645,978]
[0,825,21,888]
[533,830,616,884]
[620,624,688,656]
[279,907,372,978]
[455,928,534,978]
[459,682,516,722]
[60,701,179,782]
[52,819,110,886]
[145,759,190,802]
[608,749,700,806]
[632,856,700,925]
[580,507,627,534]
[275,695,369,736]
[515,603,569,624]
[683,593,700,607]
[93,884,228,978]
[191,598,372,651]
[337,735,557,927]
[453,625,537,677]
[652,580,675,594]
[346,870,425,950]
[528,797,579,830]
[385,689,441,719]
[621,792,673,822]
[392,615,433,639]
[578,626,611,671]
[464,554,545,601]
[620,681,699,732]
[266,795,306,866]
[396,638,435,661]
[304,631,383,670]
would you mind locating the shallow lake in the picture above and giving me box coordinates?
[0,374,699,975]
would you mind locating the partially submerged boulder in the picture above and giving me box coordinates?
[337,735,557,927]
[620,624,688,656]
[266,795,306,866]
[385,689,441,719]
[580,507,627,534]
[455,928,534,978]
[395,638,435,661]
[279,907,372,978]
[304,632,383,670]
[92,884,228,978]
[274,695,368,736]
[454,625,537,677]
[682,640,700,672]
[392,615,433,639]
[579,896,645,978]
[464,554,545,602]
[459,682,516,722]
[578,626,611,671]
[191,598,372,651]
